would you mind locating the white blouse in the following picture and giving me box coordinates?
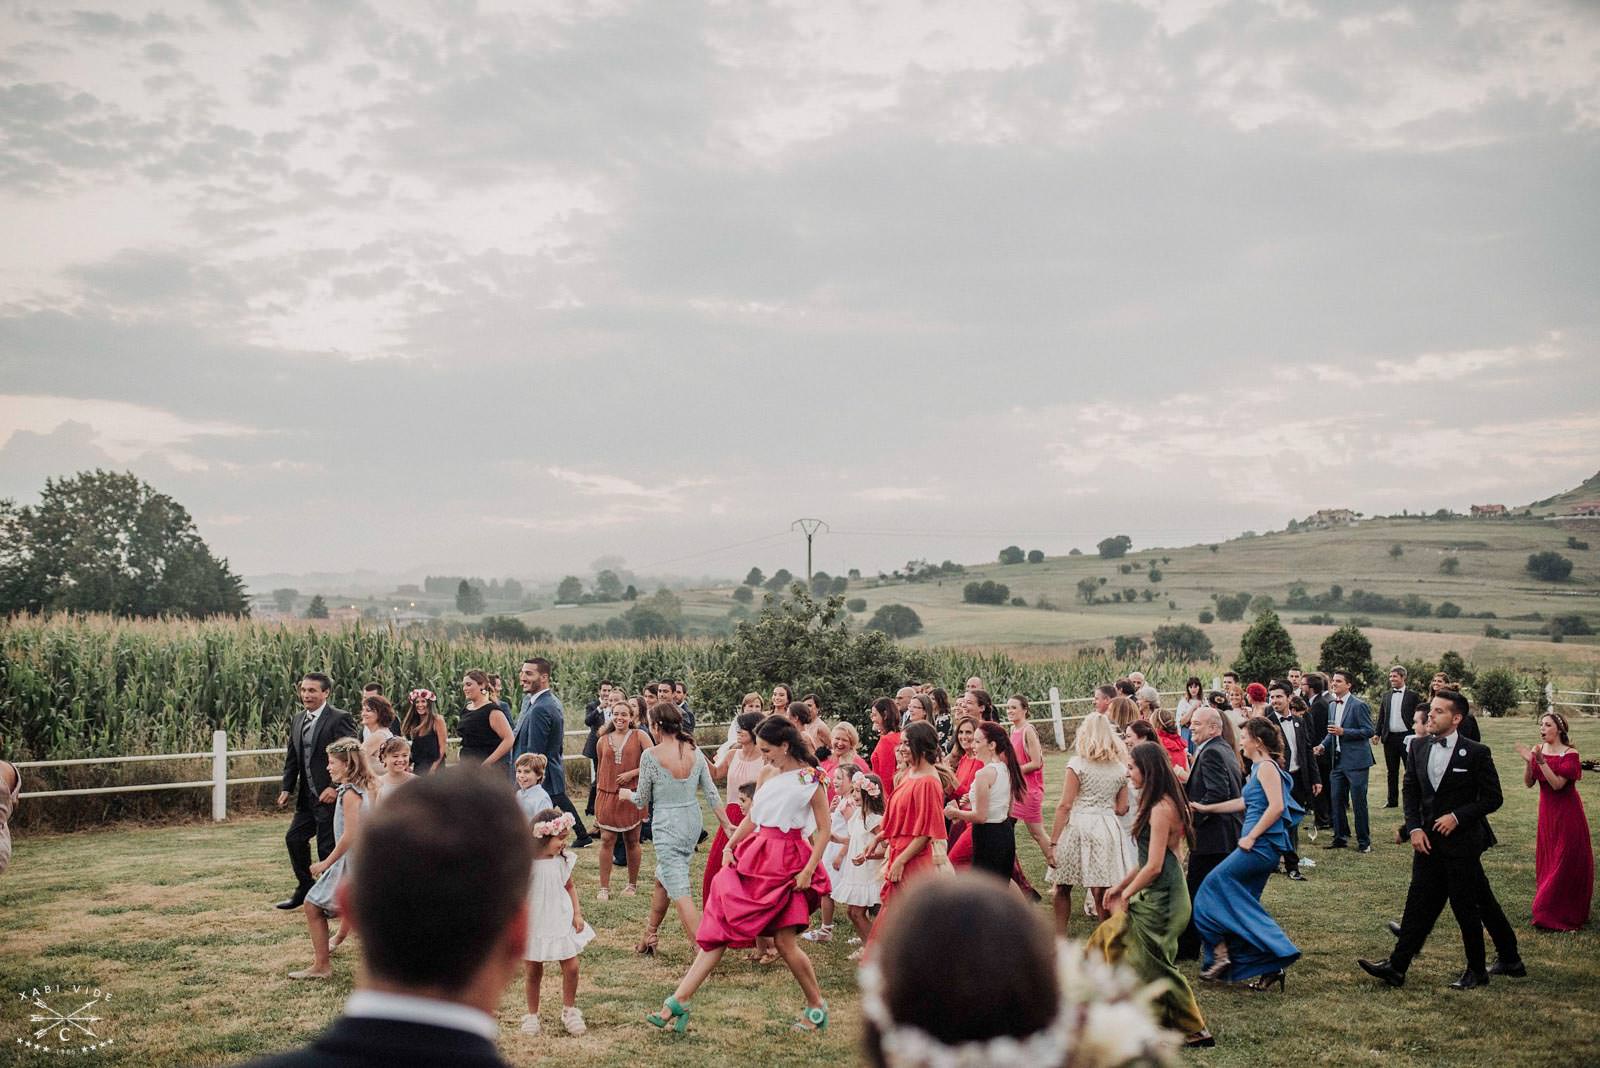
[748,766,825,835]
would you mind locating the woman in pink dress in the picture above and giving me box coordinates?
[1006,695,1052,863]
[704,711,766,897]
[649,716,832,1034]
[1517,713,1593,931]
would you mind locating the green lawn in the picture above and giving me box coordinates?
[3,717,1598,1066]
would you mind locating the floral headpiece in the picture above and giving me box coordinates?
[533,812,576,838]
[408,688,436,704]
[858,778,882,798]
[858,942,1177,1068]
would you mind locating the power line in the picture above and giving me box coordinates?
[792,518,829,581]
[635,529,792,571]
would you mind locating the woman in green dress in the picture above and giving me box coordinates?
[1089,741,1214,1049]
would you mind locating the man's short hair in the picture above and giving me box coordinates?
[1331,669,1353,685]
[1389,665,1408,679]
[599,679,614,689]
[1095,684,1118,700]
[523,657,552,678]
[362,682,383,694]
[351,768,532,992]
[1268,680,1291,696]
[1303,672,1327,694]
[302,672,333,693]
[1114,678,1137,697]
[1435,689,1470,719]
[660,677,676,691]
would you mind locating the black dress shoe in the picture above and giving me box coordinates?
[1387,920,1403,938]
[1358,958,1405,987]
[275,895,306,910]
[1488,957,1527,978]
[1287,870,1308,881]
[1323,840,1347,849]
[1383,802,1398,809]
[1449,969,1489,990]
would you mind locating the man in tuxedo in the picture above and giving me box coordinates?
[1314,670,1375,852]
[1268,682,1321,880]
[1358,690,1516,990]
[1177,708,1243,960]
[1378,666,1422,808]
[513,657,593,847]
[275,673,358,910]
[672,680,695,732]
[242,768,531,1067]
[1302,673,1334,829]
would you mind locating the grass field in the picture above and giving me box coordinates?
[3,717,1599,1067]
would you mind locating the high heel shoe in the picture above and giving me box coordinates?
[1248,971,1286,992]
[1184,1030,1216,1048]
[646,996,690,1033]
[635,926,659,957]
[792,1002,828,1032]
[1199,955,1232,983]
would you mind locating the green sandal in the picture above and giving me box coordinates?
[647,996,690,1034]
[792,1002,828,1032]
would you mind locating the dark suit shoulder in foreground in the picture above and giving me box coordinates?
[239,1017,507,1068]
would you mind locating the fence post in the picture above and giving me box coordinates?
[1211,675,1221,692]
[1049,686,1065,749]
[212,730,228,823]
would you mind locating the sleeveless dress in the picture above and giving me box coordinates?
[1194,760,1304,980]
[967,763,1016,880]
[1050,757,1134,887]
[1086,822,1206,1035]
[1532,750,1594,931]
[703,750,765,896]
[305,783,366,915]
[407,718,443,774]
[0,759,18,876]
[594,729,649,833]
[458,704,505,770]
[629,747,721,901]
[697,767,831,949]
[1009,727,1045,823]
[877,773,947,917]
[524,851,597,962]
[832,810,883,907]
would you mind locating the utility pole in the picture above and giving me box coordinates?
[791,518,829,583]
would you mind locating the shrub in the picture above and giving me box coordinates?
[1076,578,1100,604]
[764,568,794,592]
[1122,587,1138,603]
[962,580,1011,605]
[1472,668,1521,717]
[305,595,329,619]
[1113,635,1147,658]
[1250,595,1276,616]
[478,615,532,642]
[998,545,1026,565]
[1318,624,1378,692]
[1152,623,1215,661]
[865,603,924,639]
[1438,650,1474,687]
[1197,609,1215,624]
[1436,601,1461,618]
[1147,568,1163,583]
[1214,593,1250,622]
[1568,537,1590,551]
[1389,543,1404,559]
[1440,556,1460,575]
[1526,551,1573,582]
[1097,535,1133,559]
[1401,594,1432,617]
[1349,589,1402,614]
[732,585,754,603]
[1027,549,1045,564]
[1010,597,1027,607]
[1140,589,1154,602]
[1232,610,1298,685]
[554,576,583,604]
[1548,614,1594,638]
[744,567,764,587]
[846,597,867,613]
[1119,563,1133,575]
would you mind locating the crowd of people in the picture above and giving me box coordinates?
[250,659,1592,1065]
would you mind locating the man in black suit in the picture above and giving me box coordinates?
[1302,672,1333,829]
[276,673,358,910]
[1358,690,1514,990]
[1177,707,1243,960]
[1377,666,1422,808]
[242,768,531,1067]
[1267,682,1321,880]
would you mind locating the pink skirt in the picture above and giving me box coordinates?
[696,826,830,950]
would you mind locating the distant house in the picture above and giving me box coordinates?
[1470,504,1508,517]
[1301,508,1359,530]
[391,610,433,627]
[1572,501,1600,517]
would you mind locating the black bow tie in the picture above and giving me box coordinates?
[1435,737,1451,748]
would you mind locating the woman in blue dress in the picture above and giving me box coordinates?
[1192,716,1303,990]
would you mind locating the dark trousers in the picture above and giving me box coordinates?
[550,790,593,844]
[1330,765,1371,849]
[1476,865,1520,962]
[1284,778,1312,873]
[286,799,336,895]
[1392,850,1489,974]
[1313,753,1333,826]
[1382,734,1411,807]
[1178,851,1228,960]
[970,819,1017,882]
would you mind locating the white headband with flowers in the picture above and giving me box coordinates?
[859,778,882,798]
[533,812,576,838]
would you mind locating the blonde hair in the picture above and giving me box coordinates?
[515,752,548,779]
[326,736,377,792]
[1106,695,1140,730]
[831,720,861,749]
[1073,713,1130,764]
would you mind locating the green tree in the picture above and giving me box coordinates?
[594,569,623,599]
[1472,667,1521,717]
[1436,601,1462,618]
[623,585,638,601]
[997,545,1025,565]
[1318,623,1378,692]
[962,580,1010,605]
[1389,543,1404,559]
[1097,535,1133,559]
[744,567,765,587]
[623,605,678,638]
[1526,551,1573,582]
[1549,614,1594,638]
[809,571,833,597]
[764,568,793,592]
[1147,567,1163,583]
[1077,578,1100,604]
[305,594,329,619]
[1440,556,1460,575]
[732,585,754,604]
[0,470,248,618]
[479,615,532,641]
[846,597,867,613]
[866,603,924,639]
[1113,635,1147,658]
[1152,623,1215,661]
[1198,609,1215,624]
[1438,650,1474,687]
[1232,609,1298,684]
[1213,593,1251,622]
[1122,587,1137,602]
[554,576,584,604]
[1026,549,1045,564]
[456,580,486,614]
[272,588,299,614]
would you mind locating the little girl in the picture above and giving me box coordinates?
[375,737,415,797]
[804,763,859,944]
[522,809,595,1036]
[833,772,885,960]
[291,737,377,979]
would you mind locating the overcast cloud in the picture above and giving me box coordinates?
[2,0,1597,584]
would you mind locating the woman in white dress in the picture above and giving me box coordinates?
[1045,713,1132,937]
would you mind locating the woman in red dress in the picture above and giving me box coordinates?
[944,717,984,865]
[868,697,903,804]
[860,721,954,939]
[1517,712,1593,931]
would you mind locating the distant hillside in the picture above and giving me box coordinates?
[1527,470,1600,516]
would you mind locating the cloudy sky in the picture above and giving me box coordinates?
[2,0,1597,585]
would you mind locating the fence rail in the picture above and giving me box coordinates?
[15,689,1185,819]
[1550,684,1600,713]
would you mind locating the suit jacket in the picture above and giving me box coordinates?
[1377,688,1422,741]
[1186,737,1244,855]
[1317,694,1375,771]
[1267,710,1321,798]
[1458,711,1481,743]
[513,690,567,795]
[582,701,605,761]
[1402,732,1502,858]
[281,706,359,809]
[240,1016,508,1068]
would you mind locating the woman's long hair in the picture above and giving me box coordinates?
[903,721,956,792]
[975,720,1025,802]
[326,736,378,793]
[1130,741,1192,847]
[1243,716,1285,768]
[400,690,438,739]
[873,696,901,734]
[651,702,695,747]
[755,714,818,768]
[971,689,1000,723]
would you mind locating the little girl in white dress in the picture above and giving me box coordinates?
[831,772,885,959]
[522,809,596,1036]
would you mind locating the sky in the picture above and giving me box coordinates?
[2,0,1598,586]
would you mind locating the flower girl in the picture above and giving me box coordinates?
[521,810,595,1036]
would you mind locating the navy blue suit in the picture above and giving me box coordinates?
[1317,693,1374,849]
[513,689,592,844]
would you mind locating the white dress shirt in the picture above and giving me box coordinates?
[1427,731,1459,791]
[1388,689,1408,732]
[344,990,499,1042]
[1281,716,1300,773]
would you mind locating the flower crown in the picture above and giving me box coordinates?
[858,778,882,798]
[533,812,576,838]
[408,688,436,704]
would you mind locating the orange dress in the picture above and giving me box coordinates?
[878,773,948,916]
[594,729,648,833]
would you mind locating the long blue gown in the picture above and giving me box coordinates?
[1194,760,1303,981]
